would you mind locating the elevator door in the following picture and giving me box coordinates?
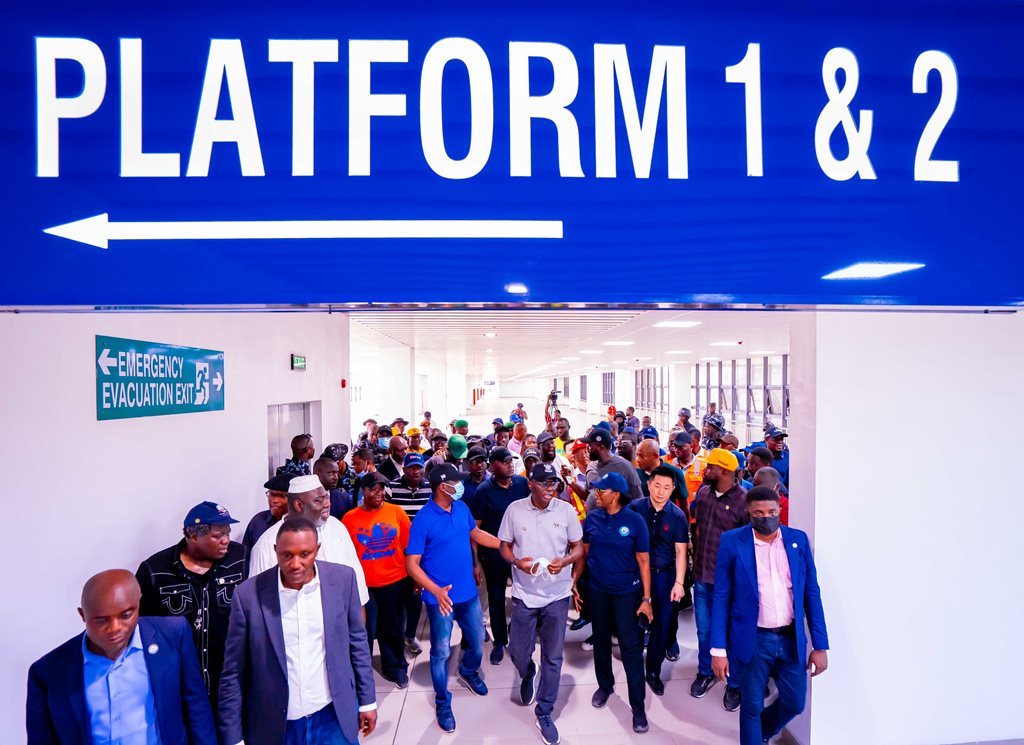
[267,402,311,478]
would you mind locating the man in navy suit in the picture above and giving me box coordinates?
[710,486,829,745]
[26,569,216,745]
[218,516,376,745]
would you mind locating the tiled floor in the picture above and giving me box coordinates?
[367,604,741,745]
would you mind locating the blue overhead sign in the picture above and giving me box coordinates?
[1,1,1022,306]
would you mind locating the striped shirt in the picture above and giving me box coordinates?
[387,476,433,520]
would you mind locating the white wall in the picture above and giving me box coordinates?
[349,326,413,433]
[0,311,350,744]
[789,311,1024,745]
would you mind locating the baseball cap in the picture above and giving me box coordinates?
[721,434,740,448]
[622,426,636,434]
[362,418,377,426]
[392,417,409,425]
[640,426,659,440]
[613,411,625,421]
[581,429,613,448]
[448,435,468,459]
[492,417,504,426]
[428,462,469,489]
[594,421,612,432]
[403,453,425,467]
[489,446,514,463]
[264,473,295,491]
[765,426,789,439]
[672,431,694,447]
[430,432,449,443]
[183,501,238,527]
[467,446,488,462]
[529,462,559,482]
[405,426,422,437]
[705,448,740,471]
[607,406,617,416]
[706,413,725,430]
[522,447,541,462]
[288,475,323,494]
[509,413,523,423]
[321,443,349,461]
[571,439,587,452]
[678,407,692,418]
[591,472,629,495]
[360,471,392,491]
[377,426,393,437]
[537,431,555,444]
[454,419,469,429]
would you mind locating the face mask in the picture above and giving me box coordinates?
[354,466,366,478]
[451,481,465,500]
[378,437,391,449]
[751,514,780,536]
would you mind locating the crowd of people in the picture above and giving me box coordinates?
[27,397,828,745]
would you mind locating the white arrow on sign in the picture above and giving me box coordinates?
[213,371,223,392]
[44,213,564,249]
[97,348,116,375]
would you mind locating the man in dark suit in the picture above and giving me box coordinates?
[219,516,376,745]
[27,569,216,745]
[710,486,830,745]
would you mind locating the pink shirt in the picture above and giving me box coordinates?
[508,437,524,455]
[753,529,795,628]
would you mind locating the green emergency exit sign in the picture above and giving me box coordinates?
[291,354,306,371]
[96,335,225,420]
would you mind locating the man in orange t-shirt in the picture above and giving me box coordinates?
[343,471,413,688]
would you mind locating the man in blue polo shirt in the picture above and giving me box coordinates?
[405,463,502,734]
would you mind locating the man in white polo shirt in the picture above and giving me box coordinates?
[498,463,585,745]
[248,474,369,606]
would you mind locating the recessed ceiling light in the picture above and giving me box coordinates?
[483,332,497,338]
[504,282,529,294]
[579,350,603,355]
[652,320,702,329]
[711,341,741,347]
[821,262,925,280]
[485,348,494,352]
[667,350,692,354]
[602,341,634,346]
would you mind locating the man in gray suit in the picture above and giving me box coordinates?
[218,517,377,745]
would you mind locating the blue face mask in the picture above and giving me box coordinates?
[378,437,391,449]
[451,481,465,500]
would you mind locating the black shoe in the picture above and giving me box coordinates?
[383,671,409,689]
[489,644,505,665]
[645,672,665,697]
[689,673,717,698]
[457,671,489,696]
[536,715,560,745]
[723,686,742,712]
[569,617,590,631]
[591,687,612,709]
[632,712,649,733]
[665,641,680,662]
[519,661,537,706]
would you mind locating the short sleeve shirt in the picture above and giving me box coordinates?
[497,497,583,608]
[406,499,477,605]
[627,498,688,571]
[342,503,411,587]
[583,508,650,594]
[471,476,530,561]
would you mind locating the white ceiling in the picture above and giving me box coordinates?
[350,309,792,381]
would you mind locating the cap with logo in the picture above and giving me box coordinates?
[705,448,740,471]
[403,453,425,467]
[405,426,422,437]
[183,501,239,527]
[489,446,514,463]
[529,462,560,481]
[581,428,614,448]
[509,413,523,424]
[591,472,629,495]
[264,473,296,491]
[640,426,659,440]
[522,447,541,462]
[765,426,789,439]
[678,407,692,418]
[429,462,470,489]
[321,443,349,461]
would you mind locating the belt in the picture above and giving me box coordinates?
[651,565,676,574]
[757,623,795,636]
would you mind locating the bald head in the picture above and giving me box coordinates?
[753,466,782,490]
[79,570,142,660]
[636,439,662,471]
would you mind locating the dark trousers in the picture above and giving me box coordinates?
[365,578,409,679]
[402,576,423,639]
[590,586,646,715]
[283,703,354,745]
[739,628,807,745]
[646,569,679,677]
[480,557,511,646]
[508,596,570,718]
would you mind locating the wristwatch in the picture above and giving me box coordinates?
[641,597,652,603]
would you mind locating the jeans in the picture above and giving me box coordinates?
[283,703,355,745]
[646,569,679,677]
[508,596,570,718]
[365,579,409,680]
[739,629,807,745]
[693,581,736,685]
[402,577,423,639]
[480,557,511,646]
[424,596,485,706]
[590,586,646,715]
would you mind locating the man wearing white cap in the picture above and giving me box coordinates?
[248,475,369,605]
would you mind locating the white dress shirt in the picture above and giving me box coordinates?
[278,570,332,720]
[249,518,369,605]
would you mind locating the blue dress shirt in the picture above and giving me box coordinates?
[82,625,161,745]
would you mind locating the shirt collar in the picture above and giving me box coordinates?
[81,623,143,663]
[277,565,320,593]
[752,527,781,545]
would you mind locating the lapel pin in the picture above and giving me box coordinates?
[724,505,730,510]
[148,644,159,654]
[792,543,798,549]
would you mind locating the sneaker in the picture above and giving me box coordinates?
[591,687,612,709]
[632,712,649,733]
[723,686,742,712]
[569,617,590,631]
[689,673,717,698]
[405,637,423,656]
[435,704,456,733]
[520,661,538,706]
[384,671,410,689]
[581,636,594,652]
[489,644,505,665]
[457,671,489,696]
[645,672,665,696]
[666,639,680,661]
[535,715,560,745]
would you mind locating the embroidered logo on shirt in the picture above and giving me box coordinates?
[618,526,631,537]
[356,523,398,560]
